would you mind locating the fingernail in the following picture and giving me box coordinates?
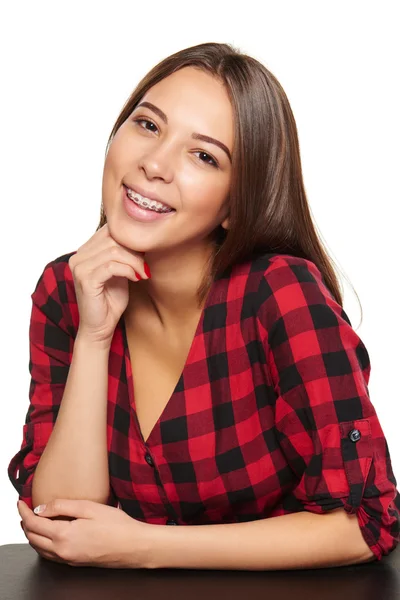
[34,504,46,514]
[144,262,151,278]
[134,271,142,280]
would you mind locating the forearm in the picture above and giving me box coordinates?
[32,332,111,508]
[141,508,375,571]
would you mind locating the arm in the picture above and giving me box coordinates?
[140,507,375,570]
[32,333,112,507]
[136,256,397,571]
[252,255,399,562]
[8,259,116,510]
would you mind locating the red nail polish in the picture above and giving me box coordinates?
[144,263,151,278]
[135,271,142,280]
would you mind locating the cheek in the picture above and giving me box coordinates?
[101,146,128,205]
[180,195,228,239]
[103,135,132,178]
[102,155,119,198]
[179,167,227,208]
[185,185,228,218]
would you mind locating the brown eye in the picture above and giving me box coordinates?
[132,118,219,168]
[133,118,158,133]
[193,151,218,168]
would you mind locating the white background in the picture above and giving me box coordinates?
[1,0,399,545]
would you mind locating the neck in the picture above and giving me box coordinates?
[126,241,215,334]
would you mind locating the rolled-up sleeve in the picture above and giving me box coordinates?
[8,261,73,509]
[256,254,400,561]
[8,259,119,510]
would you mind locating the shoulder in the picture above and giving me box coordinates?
[251,253,360,350]
[30,251,77,331]
[31,251,76,302]
[256,253,333,306]
[239,251,353,331]
[244,252,335,307]
[252,252,327,290]
[228,252,331,307]
[229,252,324,284]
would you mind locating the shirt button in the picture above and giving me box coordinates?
[348,428,361,442]
[145,452,154,466]
[166,519,178,525]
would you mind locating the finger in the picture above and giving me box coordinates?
[72,222,122,259]
[28,541,69,565]
[18,501,35,522]
[38,552,69,565]
[72,229,114,261]
[75,245,148,282]
[19,502,63,541]
[34,498,95,520]
[21,520,63,562]
[68,224,111,266]
[70,242,144,280]
[17,500,26,518]
[72,229,145,270]
[22,515,60,541]
[24,530,54,554]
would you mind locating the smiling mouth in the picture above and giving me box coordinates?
[123,184,175,213]
[122,186,176,222]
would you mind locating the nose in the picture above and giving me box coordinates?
[138,142,174,181]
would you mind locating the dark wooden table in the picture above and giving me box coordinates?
[1,543,399,599]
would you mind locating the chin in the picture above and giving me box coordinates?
[105,217,150,253]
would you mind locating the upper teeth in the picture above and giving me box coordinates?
[126,187,171,212]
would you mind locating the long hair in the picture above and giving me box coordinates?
[96,42,363,326]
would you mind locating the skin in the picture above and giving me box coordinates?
[101,66,234,335]
[17,69,378,571]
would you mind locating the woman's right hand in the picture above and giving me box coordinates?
[68,223,149,346]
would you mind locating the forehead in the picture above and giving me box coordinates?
[140,67,234,149]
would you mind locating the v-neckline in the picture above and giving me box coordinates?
[121,274,221,447]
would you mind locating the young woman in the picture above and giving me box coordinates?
[10,42,399,571]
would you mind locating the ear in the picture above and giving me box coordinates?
[221,215,229,230]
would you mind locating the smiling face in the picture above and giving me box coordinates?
[101,66,234,255]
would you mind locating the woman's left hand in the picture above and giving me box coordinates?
[17,499,151,568]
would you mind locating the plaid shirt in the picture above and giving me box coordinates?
[8,251,400,561]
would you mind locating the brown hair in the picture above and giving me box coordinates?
[96,42,363,327]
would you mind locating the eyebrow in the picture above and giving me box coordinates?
[135,101,232,163]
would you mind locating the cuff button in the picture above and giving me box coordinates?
[348,428,361,442]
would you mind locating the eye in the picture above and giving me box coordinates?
[193,151,219,168]
[132,118,220,168]
[133,117,158,134]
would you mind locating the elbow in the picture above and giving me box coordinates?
[360,548,377,564]
[31,490,110,508]
[31,485,108,510]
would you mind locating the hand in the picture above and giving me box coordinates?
[68,222,150,346]
[18,498,151,568]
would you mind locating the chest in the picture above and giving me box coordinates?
[125,319,198,444]
[114,310,288,526]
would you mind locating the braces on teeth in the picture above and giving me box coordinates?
[126,189,171,213]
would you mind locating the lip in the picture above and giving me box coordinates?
[122,186,175,223]
[123,183,174,210]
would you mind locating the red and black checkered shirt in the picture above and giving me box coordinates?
[8,251,400,561]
